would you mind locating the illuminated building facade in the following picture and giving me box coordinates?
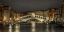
[0,3,4,21]
[3,6,11,22]
[13,12,17,20]
[0,3,18,22]
[62,0,64,21]
[48,8,55,21]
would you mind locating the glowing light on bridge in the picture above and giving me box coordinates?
[31,13,35,17]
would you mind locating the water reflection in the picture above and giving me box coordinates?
[9,24,20,32]
[9,27,12,32]
[9,24,12,28]
[9,24,13,32]
[31,22,35,28]
[31,22,36,32]
[0,23,64,32]
[45,24,49,32]
[14,24,20,28]
[31,27,36,32]
[51,26,55,32]
[14,24,20,32]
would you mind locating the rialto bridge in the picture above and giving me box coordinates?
[17,13,49,23]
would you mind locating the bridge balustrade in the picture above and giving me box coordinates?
[19,15,45,22]
[21,15,44,19]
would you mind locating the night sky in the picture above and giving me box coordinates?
[0,0,62,12]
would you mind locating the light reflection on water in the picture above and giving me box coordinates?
[31,27,36,32]
[14,24,20,32]
[9,24,12,28]
[9,24,20,32]
[31,22,35,28]
[31,22,36,32]
[51,26,55,32]
[45,24,49,32]
[9,24,12,32]
[0,23,64,32]
[45,25,55,32]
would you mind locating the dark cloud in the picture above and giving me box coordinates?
[0,0,62,12]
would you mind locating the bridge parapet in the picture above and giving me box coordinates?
[19,14,49,23]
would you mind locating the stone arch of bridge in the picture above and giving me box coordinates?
[19,15,45,22]
[26,18,40,22]
[24,18,44,23]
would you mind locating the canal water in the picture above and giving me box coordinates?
[0,23,64,32]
